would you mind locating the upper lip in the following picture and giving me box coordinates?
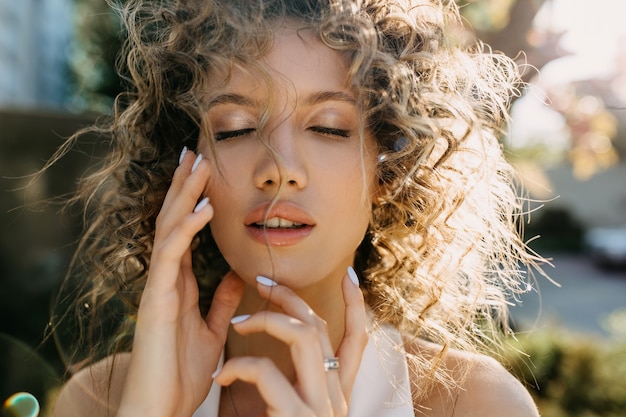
[244,201,316,227]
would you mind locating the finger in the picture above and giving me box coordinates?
[157,152,211,237]
[254,277,335,354]
[231,308,334,414]
[230,310,327,367]
[255,268,363,414]
[145,199,214,295]
[213,357,312,417]
[159,148,195,216]
[205,271,245,346]
[254,276,356,413]
[335,267,368,400]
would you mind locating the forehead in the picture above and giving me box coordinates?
[214,26,352,99]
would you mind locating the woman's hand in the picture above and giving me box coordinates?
[117,149,244,417]
[213,270,368,417]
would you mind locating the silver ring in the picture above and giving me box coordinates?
[323,357,340,372]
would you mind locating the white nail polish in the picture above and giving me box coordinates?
[179,146,188,165]
[347,266,359,286]
[230,314,251,324]
[191,153,203,172]
[256,275,277,287]
[193,197,210,213]
[211,368,221,379]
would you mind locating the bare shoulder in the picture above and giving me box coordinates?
[51,353,131,417]
[452,350,539,417]
[408,340,539,417]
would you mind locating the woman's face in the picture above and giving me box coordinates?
[199,26,379,290]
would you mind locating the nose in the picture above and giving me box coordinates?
[252,125,308,191]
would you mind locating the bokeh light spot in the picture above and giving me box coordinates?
[2,392,40,417]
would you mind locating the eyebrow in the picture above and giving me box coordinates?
[304,91,357,106]
[208,93,258,107]
[208,91,356,109]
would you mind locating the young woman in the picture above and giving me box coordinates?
[51,0,542,416]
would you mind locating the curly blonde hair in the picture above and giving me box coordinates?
[51,0,542,401]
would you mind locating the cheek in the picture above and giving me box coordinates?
[205,190,241,272]
[202,146,248,196]
[337,153,378,204]
[203,172,238,237]
[205,179,237,227]
[329,164,376,231]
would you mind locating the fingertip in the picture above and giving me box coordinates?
[176,148,196,170]
[222,270,245,286]
[211,367,233,387]
[224,271,246,294]
[191,153,204,172]
[256,275,278,287]
[342,268,367,330]
[205,271,245,336]
[193,197,210,213]
[214,272,245,306]
[178,146,188,165]
[342,269,364,300]
[215,272,245,305]
[347,266,359,287]
[230,314,251,325]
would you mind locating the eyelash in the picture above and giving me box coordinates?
[213,126,351,141]
[213,128,256,141]
[309,126,351,138]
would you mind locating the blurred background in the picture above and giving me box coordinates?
[1,0,625,416]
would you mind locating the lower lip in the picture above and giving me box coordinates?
[245,225,314,246]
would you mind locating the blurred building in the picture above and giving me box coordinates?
[0,0,73,109]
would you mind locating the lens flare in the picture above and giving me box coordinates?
[3,392,40,417]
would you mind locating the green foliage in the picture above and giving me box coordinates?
[524,207,586,253]
[504,324,626,417]
[456,0,518,32]
[70,0,126,112]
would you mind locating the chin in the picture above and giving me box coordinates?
[231,257,337,289]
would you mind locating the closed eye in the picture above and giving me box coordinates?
[214,128,256,141]
[309,126,351,138]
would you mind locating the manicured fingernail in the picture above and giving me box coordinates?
[193,197,210,213]
[347,266,359,286]
[211,368,221,379]
[191,153,203,172]
[256,275,277,287]
[179,146,188,165]
[230,314,251,324]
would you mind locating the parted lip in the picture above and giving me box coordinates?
[244,201,316,227]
